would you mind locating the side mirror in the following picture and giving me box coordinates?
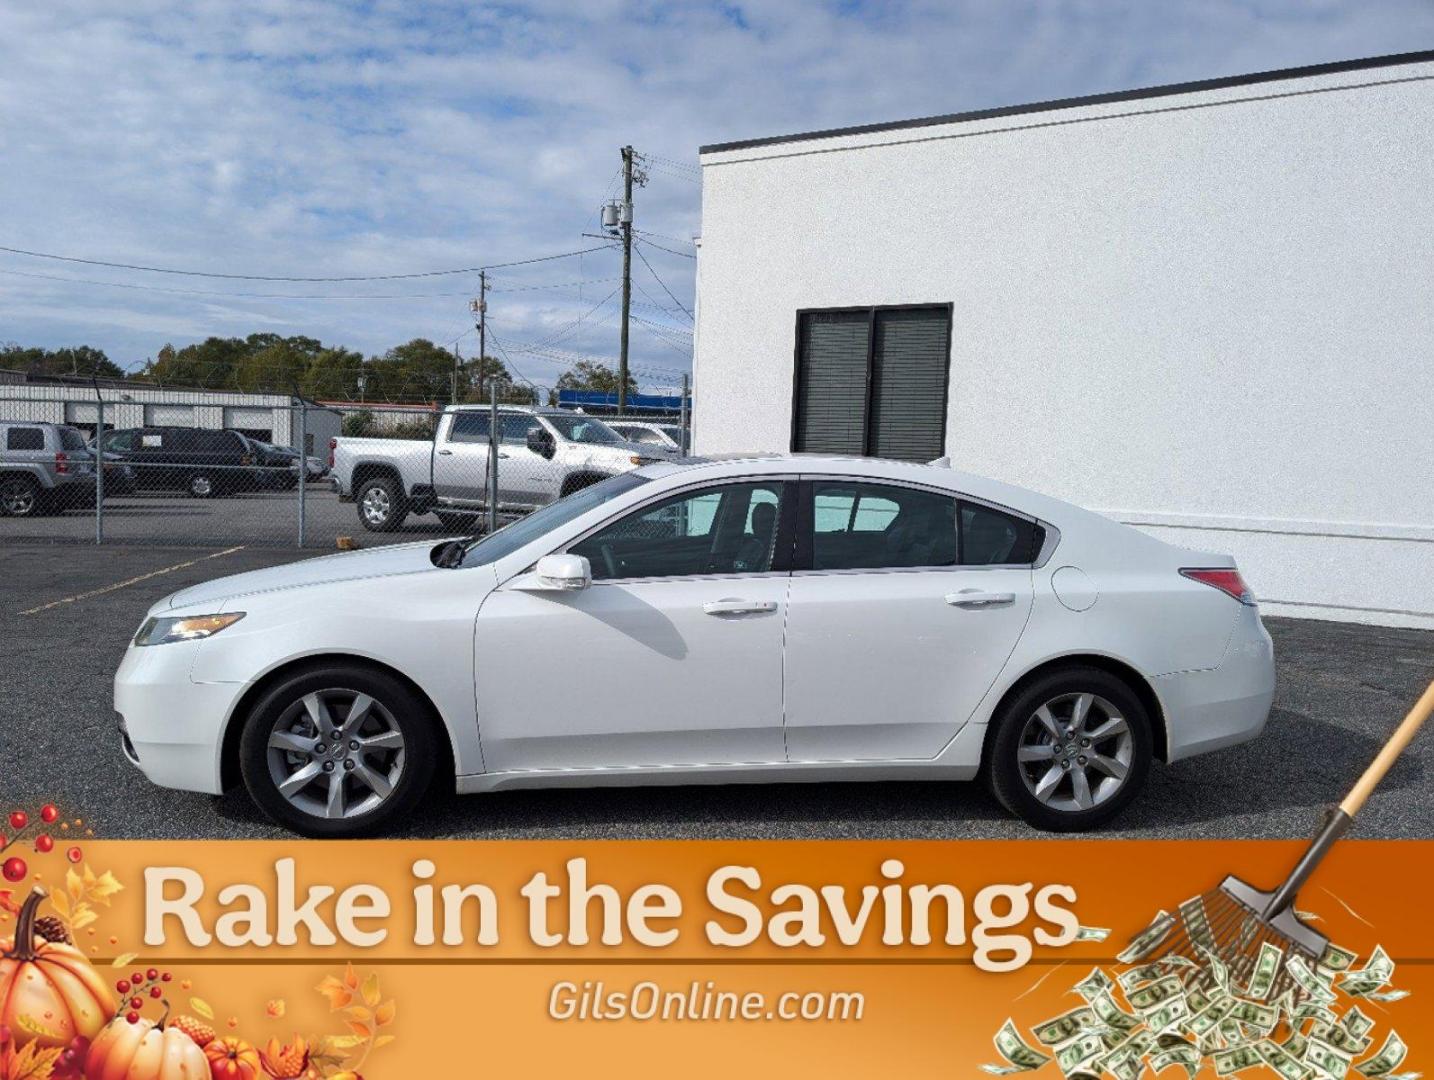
[527,428,556,459]
[519,553,592,592]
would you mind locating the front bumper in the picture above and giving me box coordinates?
[1155,607,1276,762]
[113,640,244,795]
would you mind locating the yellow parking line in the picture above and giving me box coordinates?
[19,545,247,616]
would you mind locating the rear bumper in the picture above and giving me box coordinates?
[1155,608,1275,762]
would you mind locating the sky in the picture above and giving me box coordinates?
[2,0,1432,394]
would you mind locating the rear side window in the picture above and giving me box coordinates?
[59,428,88,451]
[498,414,538,444]
[6,427,44,451]
[807,481,957,570]
[449,413,490,443]
[960,502,1043,565]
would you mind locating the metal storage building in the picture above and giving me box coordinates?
[691,50,1434,629]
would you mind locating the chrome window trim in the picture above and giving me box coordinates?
[799,472,1061,572]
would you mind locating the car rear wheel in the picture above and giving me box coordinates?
[357,476,407,531]
[188,473,217,498]
[986,667,1151,832]
[0,476,40,517]
[239,665,439,837]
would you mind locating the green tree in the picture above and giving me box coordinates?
[0,343,124,379]
[554,358,636,400]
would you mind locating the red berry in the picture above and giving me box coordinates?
[2,857,26,883]
[126,1012,139,1024]
[8,811,26,831]
[66,846,82,863]
[116,980,130,994]
[129,997,143,1010]
[35,834,54,853]
[161,972,172,982]
[40,805,59,824]
[0,834,7,848]
[146,967,158,980]
[150,986,162,999]
[131,972,143,986]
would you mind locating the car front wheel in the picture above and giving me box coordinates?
[239,665,439,837]
[0,476,40,517]
[188,473,217,498]
[986,667,1152,832]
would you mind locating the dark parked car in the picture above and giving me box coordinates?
[96,427,260,497]
[236,435,299,490]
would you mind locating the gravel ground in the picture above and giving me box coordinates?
[1,541,1429,840]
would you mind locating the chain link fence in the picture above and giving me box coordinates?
[0,385,691,549]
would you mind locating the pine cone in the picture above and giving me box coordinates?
[33,915,70,944]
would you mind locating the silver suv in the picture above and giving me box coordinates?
[0,421,98,517]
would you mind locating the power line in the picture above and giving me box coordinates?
[0,267,482,302]
[0,242,620,282]
[487,275,620,294]
[633,244,694,320]
[635,236,697,260]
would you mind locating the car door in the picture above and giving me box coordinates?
[472,478,794,772]
[782,477,1037,762]
[492,413,553,508]
[432,412,491,505]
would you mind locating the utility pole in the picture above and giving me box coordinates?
[618,145,634,414]
[478,271,487,399]
[450,343,461,405]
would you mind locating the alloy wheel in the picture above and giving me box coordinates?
[1016,692,1133,813]
[361,486,391,526]
[266,689,406,820]
[0,479,36,516]
[190,476,213,497]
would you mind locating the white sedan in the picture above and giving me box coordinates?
[114,455,1274,835]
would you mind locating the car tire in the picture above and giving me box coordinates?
[0,475,41,518]
[985,666,1152,833]
[239,665,440,837]
[187,473,218,499]
[357,476,407,532]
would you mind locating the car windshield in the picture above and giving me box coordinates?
[543,414,622,445]
[659,426,684,443]
[459,472,650,567]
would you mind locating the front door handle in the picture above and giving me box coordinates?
[945,590,1016,609]
[703,598,778,616]
[437,449,454,456]
[498,451,511,459]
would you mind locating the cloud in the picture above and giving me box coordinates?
[0,0,1430,392]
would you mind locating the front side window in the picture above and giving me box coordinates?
[570,481,787,581]
[6,428,43,451]
[460,472,650,567]
[104,431,137,452]
[498,414,539,444]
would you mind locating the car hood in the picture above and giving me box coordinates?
[160,541,440,612]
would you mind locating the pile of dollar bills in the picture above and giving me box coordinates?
[983,902,1414,1080]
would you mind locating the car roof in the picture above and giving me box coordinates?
[633,452,1100,528]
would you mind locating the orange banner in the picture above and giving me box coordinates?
[1,840,1427,1078]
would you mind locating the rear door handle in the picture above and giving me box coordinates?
[498,451,511,459]
[703,598,778,616]
[437,449,453,456]
[945,590,1016,609]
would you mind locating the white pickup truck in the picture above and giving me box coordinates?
[331,404,670,532]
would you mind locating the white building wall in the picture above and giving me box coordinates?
[694,59,1434,629]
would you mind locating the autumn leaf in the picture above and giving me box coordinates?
[321,1035,365,1052]
[189,997,215,1020]
[374,1000,396,1027]
[85,868,124,905]
[342,963,359,990]
[3,1041,65,1080]
[344,1020,372,1040]
[65,869,84,904]
[70,908,98,931]
[0,890,20,917]
[265,999,286,1019]
[342,1006,371,1025]
[360,972,381,1007]
[110,953,138,968]
[47,891,69,919]
[315,975,353,1010]
[373,1034,396,1049]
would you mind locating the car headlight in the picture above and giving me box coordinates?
[134,612,245,646]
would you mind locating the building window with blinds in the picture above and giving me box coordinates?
[791,304,951,463]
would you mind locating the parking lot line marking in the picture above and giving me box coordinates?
[18,545,247,616]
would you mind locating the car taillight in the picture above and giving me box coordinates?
[55,451,68,474]
[328,438,337,469]
[1180,567,1255,605]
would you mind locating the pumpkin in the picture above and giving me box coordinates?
[84,1015,208,1080]
[204,1036,261,1080]
[0,888,115,1049]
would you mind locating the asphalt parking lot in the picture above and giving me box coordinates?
[0,487,461,548]
[1,541,1430,840]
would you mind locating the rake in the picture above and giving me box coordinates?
[1137,678,1434,1003]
